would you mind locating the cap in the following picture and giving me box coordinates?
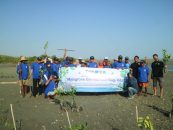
[125,56,129,60]
[90,56,94,60]
[78,57,82,60]
[104,57,108,60]
[118,55,123,59]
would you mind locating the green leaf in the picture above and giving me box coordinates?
[44,41,48,50]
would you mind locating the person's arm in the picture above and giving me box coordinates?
[96,62,98,68]
[29,63,33,79]
[63,48,67,59]
[16,64,19,74]
[147,67,150,82]
[45,76,53,86]
[27,64,30,79]
[144,56,148,65]
[151,63,154,79]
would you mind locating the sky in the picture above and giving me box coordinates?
[0,0,173,59]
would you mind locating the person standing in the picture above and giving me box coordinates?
[87,56,98,68]
[30,57,44,97]
[111,55,125,69]
[130,56,140,81]
[151,54,165,98]
[124,56,131,69]
[103,57,111,68]
[16,56,29,97]
[138,60,150,95]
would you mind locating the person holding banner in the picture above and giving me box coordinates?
[111,55,125,69]
[88,56,98,68]
[16,56,29,97]
[103,57,111,68]
[67,57,77,67]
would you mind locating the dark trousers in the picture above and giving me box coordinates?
[32,79,45,97]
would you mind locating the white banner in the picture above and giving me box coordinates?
[58,67,129,92]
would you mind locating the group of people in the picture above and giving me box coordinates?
[126,54,165,99]
[16,53,165,99]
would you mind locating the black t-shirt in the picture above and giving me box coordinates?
[130,62,140,80]
[151,61,164,77]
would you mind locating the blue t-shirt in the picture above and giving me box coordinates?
[56,63,62,76]
[68,64,77,67]
[43,67,54,84]
[52,63,58,76]
[62,60,68,67]
[44,80,56,97]
[125,63,131,69]
[16,63,29,80]
[111,61,125,69]
[31,62,44,79]
[138,66,149,83]
[88,62,98,68]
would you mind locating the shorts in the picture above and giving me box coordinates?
[153,77,163,87]
[139,82,148,88]
[18,80,28,87]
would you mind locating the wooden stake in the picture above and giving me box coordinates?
[136,106,138,122]
[64,108,72,129]
[10,104,17,130]
[0,82,17,85]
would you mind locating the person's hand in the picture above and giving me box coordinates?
[49,76,53,81]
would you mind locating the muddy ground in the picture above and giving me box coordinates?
[0,64,173,130]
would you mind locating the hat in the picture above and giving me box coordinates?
[104,57,108,60]
[90,56,94,60]
[118,55,123,59]
[81,60,87,64]
[20,56,27,61]
[125,56,129,60]
[78,57,82,60]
